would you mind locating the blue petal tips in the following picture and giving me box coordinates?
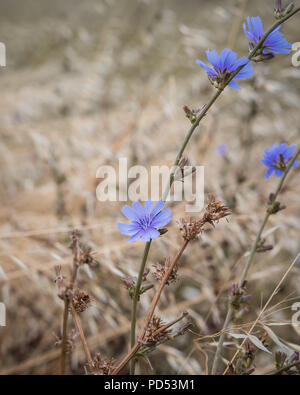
[196,48,253,90]
[261,143,298,179]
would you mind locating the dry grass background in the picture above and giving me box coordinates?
[0,0,299,374]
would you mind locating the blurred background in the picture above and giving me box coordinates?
[0,0,299,374]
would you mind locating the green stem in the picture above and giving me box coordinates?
[130,240,151,374]
[211,148,300,375]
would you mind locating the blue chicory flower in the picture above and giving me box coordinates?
[261,143,298,179]
[117,200,172,243]
[243,16,292,55]
[196,48,253,90]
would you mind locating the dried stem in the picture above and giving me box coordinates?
[70,303,94,373]
[112,239,189,374]
[211,149,300,375]
[267,360,300,375]
[60,298,69,375]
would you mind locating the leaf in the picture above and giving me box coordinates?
[261,324,293,356]
[248,335,272,354]
[228,332,271,354]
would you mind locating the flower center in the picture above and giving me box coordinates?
[138,215,151,230]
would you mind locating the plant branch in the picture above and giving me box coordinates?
[211,148,300,375]
[112,239,189,374]
[70,303,94,373]
[60,298,69,374]
[267,360,300,375]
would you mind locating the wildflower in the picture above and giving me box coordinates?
[196,48,253,90]
[243,16,292,55]
[216,143,227,156]
[117,200,172,243]
[261,143,298,179]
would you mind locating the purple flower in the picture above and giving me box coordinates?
[261,143,298,179]
[117,200,172,243]
[196,48,253,90]
[243,16,292,55]
[217,143,227,156]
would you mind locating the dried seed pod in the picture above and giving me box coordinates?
[153,257,178,285]
[93,354,116,375]
[71,288,91,313]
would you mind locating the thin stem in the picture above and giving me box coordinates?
[112,240,189,375]
[60,298,69,374]
[211,148,300,375]
[70,303,94,373]
[223,251,300,375]
[267,360,300,375]
[138,240,189,341]
[130,240,151,374]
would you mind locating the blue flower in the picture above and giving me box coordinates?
[117,200,172,243]
[261,143,298,179]
[217,143,227,156]
[243,16,292,55]
[196,48,253,90]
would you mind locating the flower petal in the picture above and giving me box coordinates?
[132,201,144,218]
[196,60,217,76]
[151,200,165,218]
[228,80,241,89]
[121,205,139,221]
[144,199,153,216]
[146,227,161,240]
[151,208,172,228]
[265,167,274,179]
[117,222,140,236]
[127,230,144,243]
[206,49,220,70]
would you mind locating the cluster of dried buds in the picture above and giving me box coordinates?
[178,196,231,241]
[143,316,173,346]
[55,230,97,303]
[230,281,252,312]
[92,354,116,375]
[138,312,191,358]
[152,257,178,285]
[275,351,300,375]
[71,288,92,313]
